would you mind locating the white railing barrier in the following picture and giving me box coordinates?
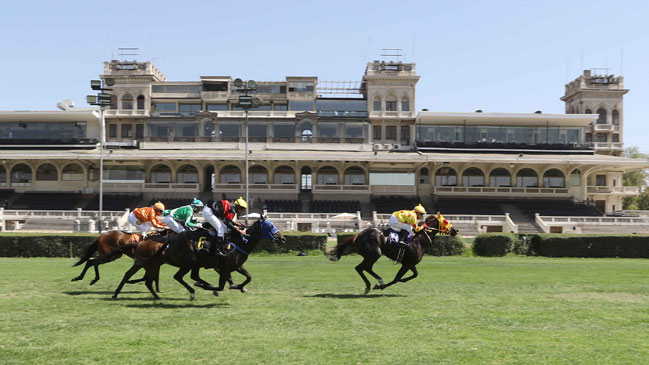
[538,215,649,226]
[535,213,550,233]
[504,213,519,233]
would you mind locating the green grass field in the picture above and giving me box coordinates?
[2,255,649,364]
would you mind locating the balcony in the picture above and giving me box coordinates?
[434,186,569,196]
[369,111,416,119]
[212,183,298,193]
[588,142,624,150]
[103,181,199,193]
[313,184,371,193]
[587,186,639,195]
[593,124,619,132]
[105,109,149,118]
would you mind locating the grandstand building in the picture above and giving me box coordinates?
[0,59,646,224]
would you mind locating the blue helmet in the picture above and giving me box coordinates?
[191,198,204,209]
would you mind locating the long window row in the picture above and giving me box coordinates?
[433,167,581,188]
[417,125,583,145]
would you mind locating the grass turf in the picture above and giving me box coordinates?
[1,255,649,364]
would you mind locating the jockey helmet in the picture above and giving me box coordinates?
[413,204,426,215]
[153,202,165,211]
[191,198,204,209]
[233,197,248,209]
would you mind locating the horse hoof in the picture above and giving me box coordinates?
[212,290,219,297]
[240,288,248,293]
[373,284,380,290]
[89,280,98,286]
[364,287,371,295]
[71,277,80,282]
[190,293,195,301]
[111,295,118,300]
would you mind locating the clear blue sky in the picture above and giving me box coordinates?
[1,0,647,151]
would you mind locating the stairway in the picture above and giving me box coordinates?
[298,191,312,213]
[500,203,544,233]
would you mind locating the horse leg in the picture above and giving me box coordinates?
[173,266,196,301]
[364,261,385,287]
[399,266,419,283]
[142,263,160,300]
[112,263,142,299]
[229,266,251,293]
[71,258,94,282]
[191,265,216,291]
[125,266,145,284]
[376,264,410,291]
[88,251,122,285]
[355,258,375,295]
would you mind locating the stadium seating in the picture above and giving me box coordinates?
[147,198,188,210]
[86,194,141,211]
[515,199,602,218]
[433,198,505,215]
[372,196,420,214]
[309,200,361,213]
[263,200,301,213]
[8,192,83,210]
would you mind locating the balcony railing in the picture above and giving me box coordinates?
[588,142,624,149]
[313,184,371,192]
[587,186,639,194]
[434,186,569,195]
[103,182,199,192]
[212,183,299,192]
[105,109,148,117]
[369,111,415,118]
[593,124,619,132]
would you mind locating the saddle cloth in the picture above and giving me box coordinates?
[385,229,412,246]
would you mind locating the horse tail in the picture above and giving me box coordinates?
[328,235,356,262]
[72,239,98,267]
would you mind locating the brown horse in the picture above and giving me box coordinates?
[328,214,458,294]
[71,230,168,290]
[112,217,286,300]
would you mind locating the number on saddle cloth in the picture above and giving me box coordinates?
[386,229,400,245]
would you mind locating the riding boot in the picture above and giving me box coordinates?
[214,236,227,256]
[398,230,410,246]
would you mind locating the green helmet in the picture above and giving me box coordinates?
[191,198,204,209]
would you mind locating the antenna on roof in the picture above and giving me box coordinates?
[118,47,139,61]
[380,48,402,62]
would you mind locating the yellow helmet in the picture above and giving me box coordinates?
[233,197,248,209]
[153,202,165,211]
[413,204,426,215]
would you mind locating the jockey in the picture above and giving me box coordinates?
[127,202,168,238]
[389,204,427,245]
[160,198,204,234]
[201,196,247,256]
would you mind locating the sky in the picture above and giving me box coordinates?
[1,0,647,151]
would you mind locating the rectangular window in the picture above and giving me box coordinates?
[152,85,164,93]
[219,124,239,138]
[612,134,619,142]
[316,99,367,117]
[373,125,382,141]
[179,104,202,114]
[385,101,397,111]
[317,123,339,141]
[136,124,144,139]
[385,126,397,140]
[206,104,228,111]
[400,126,410,145]
[401,100,410,111]
[373,100,381,111]
[109,124,117,138]
[289,100,314,111]
[596,134,607,142]
[274,104,288,111]
[152,103,177,112]
[121,124,132,138]
[273,124,295,139]
[248,125,267,139]
[288,82,314,92]
[181,125,197,137]
[203,82,228,92]
[585,133,592,142]
[595,175,607,186]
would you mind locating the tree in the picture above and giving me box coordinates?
[623,147,649,209]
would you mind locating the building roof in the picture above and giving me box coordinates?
[0,110,99,122]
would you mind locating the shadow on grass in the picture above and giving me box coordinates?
[305,293,405,299]
[124,302,229,309]
[63,290,146,296]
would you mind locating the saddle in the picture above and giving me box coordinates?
[383,229,411,247]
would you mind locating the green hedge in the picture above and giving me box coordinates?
[529,234,649,258]
[336,231,466,256]
[472,233,520,257]
[253,232,328,253]
[0,234,96,258]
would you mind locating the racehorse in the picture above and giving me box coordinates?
[328,213,458,294]
[112,216,286,300]
[71,229,169,290]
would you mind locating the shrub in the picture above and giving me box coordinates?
[253,232,328,253]
[535,234,649,258]
[426,235,466,256]
[472,233,520,257]
[0,234,96,257]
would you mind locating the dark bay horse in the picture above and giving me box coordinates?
[329,213,458,294]
[71,230,168,289]
[112,217,285,300]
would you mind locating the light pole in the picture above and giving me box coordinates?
[87,79,113,233]
[233,78,262,224]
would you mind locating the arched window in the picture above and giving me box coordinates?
[219,165,241,184]
[150,164,171,183]
[62,163,84,181]
[385,96,397,112]
[401,96,410,112]
[419,167,429,184]
[36,163,58,181]
[516,168,538,187]
[249,166,268,184]
[177,164,198,184]
[584,109,592,114]
[137,95,145,110]
[489,168,511,187]
[110,95,117,110]
[570,169,582,186]
[435,167,457,186]
[543,169,565,188]
[122,93,133,110]
[317,166,338,185]
[11,163,32,186]
[462,167,484,187]
[344,167,366,185]
[301,120,312,142]
[105,166,144,181]
[596,108,607,124]
[0,165,5,186]
[612,110,619,125]
[273,166,295,184]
